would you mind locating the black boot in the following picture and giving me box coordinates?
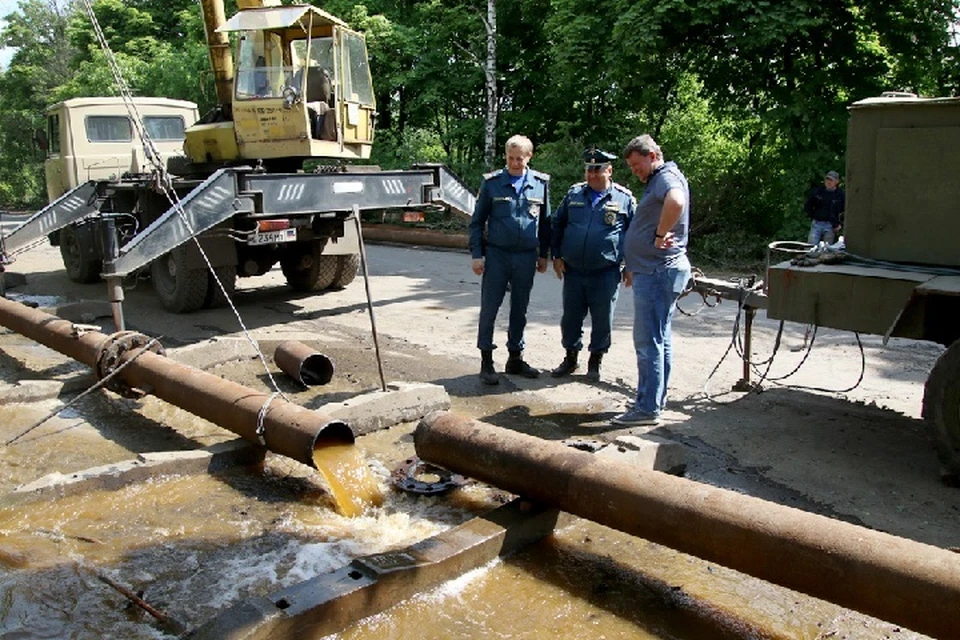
[551,349,579,377]
[585,352,603,382]
[505,350,539,378]
[479,350,499,385]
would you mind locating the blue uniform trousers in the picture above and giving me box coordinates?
[560,265,621,353]
[477,245,538,352]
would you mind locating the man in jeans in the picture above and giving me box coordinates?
[805,170,845,245]
[614,134,691,426]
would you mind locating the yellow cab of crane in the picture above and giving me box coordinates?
[184,0,376,167]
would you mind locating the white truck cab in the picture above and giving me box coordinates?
[43,97,199,201]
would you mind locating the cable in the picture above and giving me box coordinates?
[80,0,288,401]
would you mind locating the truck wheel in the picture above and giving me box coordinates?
[280,242,336,292]
[923,339,960,476]
[330,254,360,289]
[151,247,209,313]
[204,265,237,308]
[59,225,101,284]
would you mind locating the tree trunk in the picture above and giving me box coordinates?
[482,0,498,170]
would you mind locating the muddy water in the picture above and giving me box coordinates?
[312,439,384,517]
[0,329,925,639]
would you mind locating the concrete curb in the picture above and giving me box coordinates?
[324,381,451,437]
[3,439,264,508]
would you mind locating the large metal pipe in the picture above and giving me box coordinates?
[0,296,350,468]
[361,225,469,251]
[274,340,334,386]
[415,411,960,640]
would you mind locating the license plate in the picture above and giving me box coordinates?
[248,228,297,245]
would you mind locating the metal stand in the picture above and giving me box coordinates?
[733,306,756,391]
[100,216,125,331]
[353,205,386,392]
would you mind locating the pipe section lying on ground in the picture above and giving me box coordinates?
[0,296,351,467]
[273,340,334,386]
[415,411,960,640]
[361,224,468,250]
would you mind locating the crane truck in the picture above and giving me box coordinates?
[1,0,475,312]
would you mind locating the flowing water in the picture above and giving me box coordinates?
[312,439,384,517]
[0,331,923,639]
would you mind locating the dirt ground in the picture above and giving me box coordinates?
[1,237,958,636]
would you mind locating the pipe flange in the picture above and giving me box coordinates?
[391,456,467,495]
[95,331,165,398]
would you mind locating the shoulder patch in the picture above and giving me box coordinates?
[612,182,634,197]
[529,169,551,182]
[483,169,501,180]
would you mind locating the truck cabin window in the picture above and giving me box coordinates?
[47,113,61,154]
[342,32,373,106]
[236,31,291,100]
[86,116,133,142]
[144,116,187,141]
[291,37,335,105]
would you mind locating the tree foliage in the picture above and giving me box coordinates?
[1,0,957,266]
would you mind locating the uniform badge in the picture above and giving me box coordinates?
[603,202,620,225]
[529,204,540,217]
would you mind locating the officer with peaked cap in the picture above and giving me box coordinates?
[550,147,635,382]
[469,134,551,386]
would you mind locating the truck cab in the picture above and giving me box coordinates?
[43,97,199,200]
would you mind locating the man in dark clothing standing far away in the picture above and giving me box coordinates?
[613,134,691,427]
[805,170,845,245]
[469,134,551,386]
[550,148,635,382]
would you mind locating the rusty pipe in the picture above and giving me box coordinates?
[415,411,960,640]
[0,296,350,468]
[361,225,468,251]
[274,341,334,386]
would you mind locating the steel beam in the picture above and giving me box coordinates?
[415,411,960,640]
[186,499,565,639]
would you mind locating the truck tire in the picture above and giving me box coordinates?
[923,339,960,476]
[59,225,101,284]
[330,254,360,289]
[280,242,336,292]
[151,247,209,313]
[204,265,237,308]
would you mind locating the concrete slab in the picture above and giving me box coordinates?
[3,439,265,508]
[596,433,687,475]
[323,381,451,437]
[0,372,95,403]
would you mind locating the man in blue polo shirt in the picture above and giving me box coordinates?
[615,134,691,426]
[550,148,635,382]
[469,135,551,386]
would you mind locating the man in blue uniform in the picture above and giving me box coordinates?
[469,134,551,386]
[550,148,635,382]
